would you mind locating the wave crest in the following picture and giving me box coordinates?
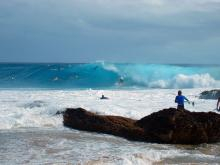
[0,63,219,89]
[148,73,218,88]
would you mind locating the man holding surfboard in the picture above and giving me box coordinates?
[175,90,190,110]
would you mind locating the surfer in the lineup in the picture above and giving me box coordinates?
[118,76,124,85]
[175,90,190,110]
[217,97,220,111]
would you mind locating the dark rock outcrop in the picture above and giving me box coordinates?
[199,89,220,99]
[136,108,220,144]
[63,108,145,141]
[63,108,220,144]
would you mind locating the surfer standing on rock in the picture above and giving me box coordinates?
[175,90,190,110]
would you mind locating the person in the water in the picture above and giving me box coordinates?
[100,94,109,100]
[175,90,190,110]
[118,76,124,86]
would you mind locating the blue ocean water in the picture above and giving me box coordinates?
[0,62,219,89]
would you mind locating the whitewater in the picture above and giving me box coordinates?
[0,63,220,164]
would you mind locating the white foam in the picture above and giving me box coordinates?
[0,88,218,130]
[172,73,218,88]
[148,73,219,89]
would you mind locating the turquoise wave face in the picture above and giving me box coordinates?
[0,63,219,89]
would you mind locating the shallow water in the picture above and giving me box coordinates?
[1,128,220,165]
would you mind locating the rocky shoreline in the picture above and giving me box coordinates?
[199,89,220,99]
[63,107,220,144]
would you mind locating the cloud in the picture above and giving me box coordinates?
[48,0,220,37]
[0,0,220,63]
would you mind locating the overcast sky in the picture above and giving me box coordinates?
[0,0,220,64]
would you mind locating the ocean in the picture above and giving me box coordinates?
[0,63,220,164]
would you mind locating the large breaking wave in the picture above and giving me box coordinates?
[0,62,219,89]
